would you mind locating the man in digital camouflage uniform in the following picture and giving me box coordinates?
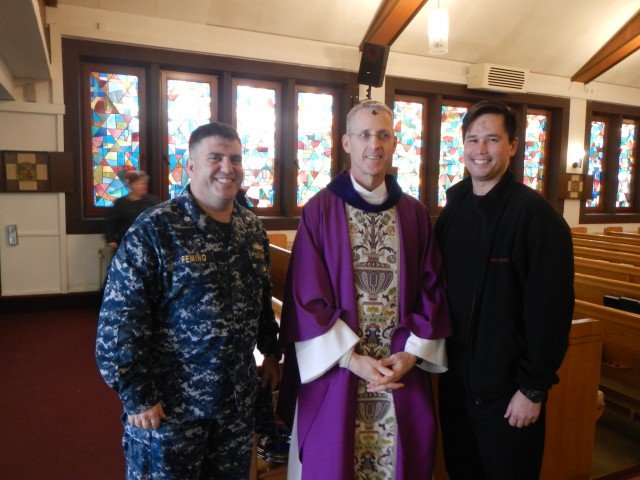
[96,122,280,479]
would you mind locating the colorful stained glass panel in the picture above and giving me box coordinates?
[393,101,423,199]
[587,121,606,208]
[166,79,212,198]
[617,120,636,208]
[236,85,276,208]
[90,71,140,207]
[297,92,334,207]
[439,105,467,206]
[524,114,548,192]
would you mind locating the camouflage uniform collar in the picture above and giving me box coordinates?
[179,185,251,238]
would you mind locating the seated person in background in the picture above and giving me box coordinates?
[105,170,161,249]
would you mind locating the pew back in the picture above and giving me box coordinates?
[574,257,640,283]
[606,230,640,241]
[573,237,640,254]
[269,244,290,301]
[573,300,640,422]
[573,246,640,267]
[574,272,640,307]
[573,232,640,247]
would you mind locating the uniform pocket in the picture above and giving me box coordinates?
[123,424,152,479]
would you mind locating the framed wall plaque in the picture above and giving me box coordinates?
[2,151,50,192]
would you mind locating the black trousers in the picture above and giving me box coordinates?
[439,373,546,480]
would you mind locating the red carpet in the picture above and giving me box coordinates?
[0,309,124,479]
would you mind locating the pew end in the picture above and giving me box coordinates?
[540,318,603,480]
[573,301,640,430]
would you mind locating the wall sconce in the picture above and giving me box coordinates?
[570,148,585,170]
[428,3,449,55]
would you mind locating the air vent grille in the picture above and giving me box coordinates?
[467,63,529,93]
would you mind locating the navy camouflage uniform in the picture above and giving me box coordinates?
[96,186,279,479]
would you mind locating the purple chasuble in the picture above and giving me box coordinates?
[277,171,451,480]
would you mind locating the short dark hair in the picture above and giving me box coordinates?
[124,170,149,185]
[462,100,518,142]
[188,122,241,152]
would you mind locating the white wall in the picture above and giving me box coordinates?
[0,3,639,296]
[0,193,65,295]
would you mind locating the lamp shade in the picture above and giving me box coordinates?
[429,8,449,55]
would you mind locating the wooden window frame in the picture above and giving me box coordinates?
[385,77,569,216]
[524,107,552,198]
[438,99,473,211]
[232,78,282,215]
[62,38,358,234]
[618,118,639,212]
[81,63,147,217]
[584,114,609,213]
[160,71,218,201]
[580,102,640,224]
[393,94,429,203]
[294,84,341,213]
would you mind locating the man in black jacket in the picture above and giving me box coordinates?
[434,100,574,479]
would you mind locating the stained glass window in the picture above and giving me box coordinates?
[236,85,277,208]
[166,79,212,199]
[524,113,548,192]
[296,92,334,207]
[586,120,606,208]
[393,100,424,199]
[439,105,468,206]
[617,120,637,208]
[90,71,140,207]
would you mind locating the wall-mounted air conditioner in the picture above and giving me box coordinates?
[467,63,529,93]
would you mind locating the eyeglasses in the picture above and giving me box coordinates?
[347,131,395,144]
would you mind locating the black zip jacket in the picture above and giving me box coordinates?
[435,171,574,396]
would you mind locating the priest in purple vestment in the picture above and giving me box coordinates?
[277,99,452,480]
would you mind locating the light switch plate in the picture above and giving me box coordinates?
[7,225,18,245]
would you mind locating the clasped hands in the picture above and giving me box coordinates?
[347,351,418,393]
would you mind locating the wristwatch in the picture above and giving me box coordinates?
[519,388,546,403]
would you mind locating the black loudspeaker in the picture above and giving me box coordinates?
[357,43,390,88]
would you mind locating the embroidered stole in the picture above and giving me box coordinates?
[348,205,399,480]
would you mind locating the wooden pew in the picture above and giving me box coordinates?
[573,231,640,247]
[574,272,640,307]
[269,244,290,302]
[573,300,640,425]
[573,246,640,267]
[541,318,603,480]
[432,319,604,480]
[268,233,288,248]
[574,257,640,283]
[251,246,290,480]
[606,230,640,241]
[572,237,640,255]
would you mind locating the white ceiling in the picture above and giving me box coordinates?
[59,0,640,87]
[2,0,640,99]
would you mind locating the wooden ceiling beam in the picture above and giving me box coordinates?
[360,0,429,50]
[572,9,640,84]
